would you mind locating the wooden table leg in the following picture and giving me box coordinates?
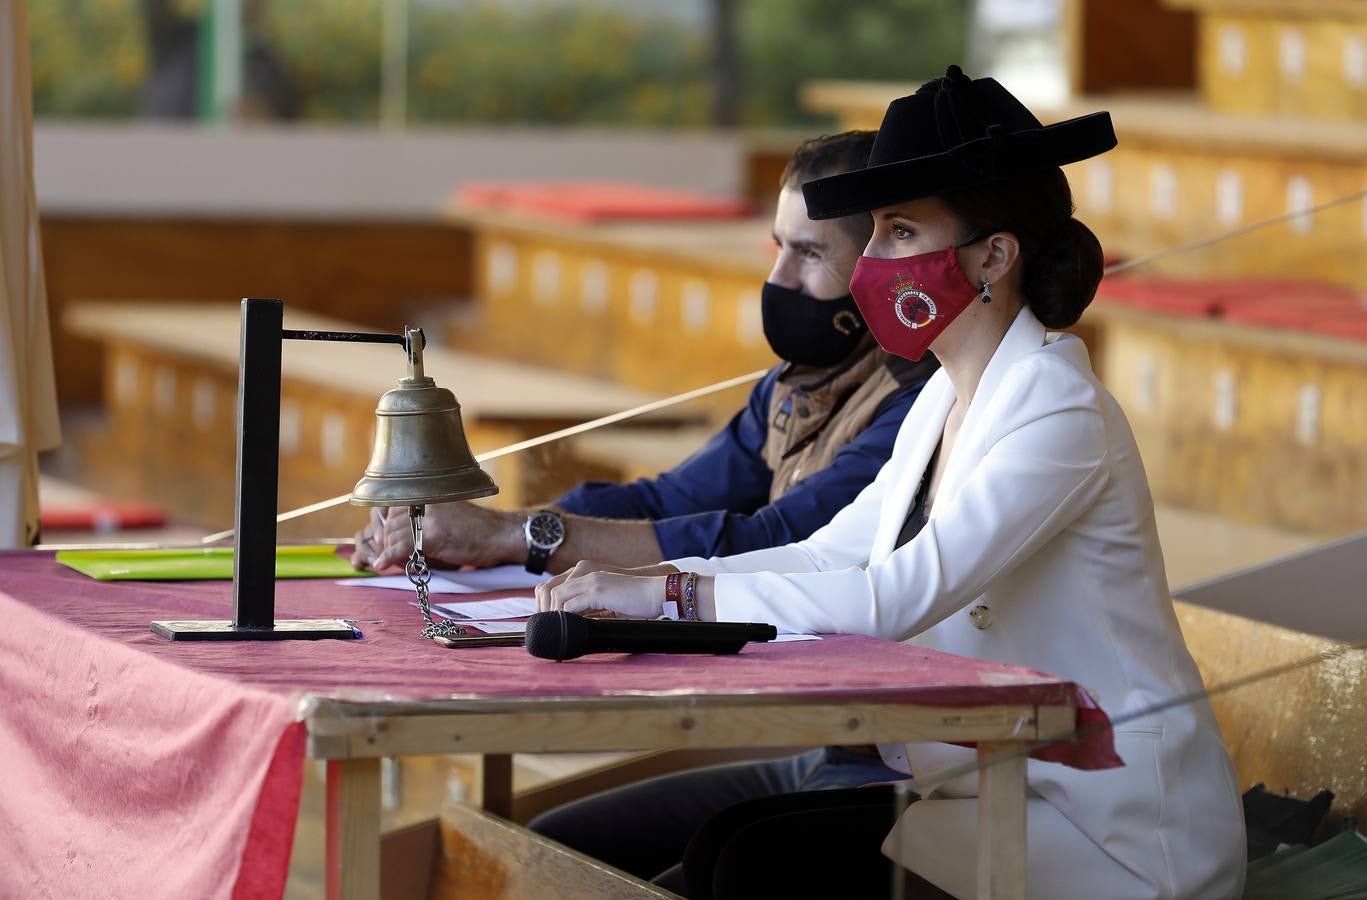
[482,752,514,819]
[975,741,1027,900]
[326,757,381,900]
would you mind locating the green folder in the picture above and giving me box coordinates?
[56,545,372,581]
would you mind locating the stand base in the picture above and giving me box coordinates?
[150,619,359,641]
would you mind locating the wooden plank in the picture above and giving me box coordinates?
[62,301,669,423]
[381,818,441,900]
[458,222,776,399]
[444,208,773,277]
[1089,302,1367,367]
[481,754,514,820]
[1095,304,1367,534]
[975,742,1028,900]
[1075,0,1197,95]
[39,217,473,405]
[1166,0,1367,18]
[433,802,673,899]
[63,300,707,529]
[307,700,1055,759]
[326,757,382,900]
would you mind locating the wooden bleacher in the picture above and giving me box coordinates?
[40,218,474,407]
[442,204,778,404]
[62,301,705,537]
[1088,297,1367,536]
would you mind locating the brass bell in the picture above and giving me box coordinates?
[350,327,499,508]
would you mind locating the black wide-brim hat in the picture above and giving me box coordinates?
[803,65,1116,220]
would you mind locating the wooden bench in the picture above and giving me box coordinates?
[63,301,701,538]
[1089,301,1367,535]
[443,205,779,405]
[1168,0,1367,122]
[40,218,474,407]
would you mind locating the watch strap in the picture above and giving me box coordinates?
[525,544,552,575]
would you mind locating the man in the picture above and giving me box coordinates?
[353,131,937,575]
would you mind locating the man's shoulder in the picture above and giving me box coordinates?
[742,362,786,407]
[863,352,938,418]
[881,352,940,392]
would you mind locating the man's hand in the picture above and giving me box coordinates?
[351,502,524,572]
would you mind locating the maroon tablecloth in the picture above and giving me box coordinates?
[0,551,1120,898]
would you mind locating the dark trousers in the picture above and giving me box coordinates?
[528,747,906,891]
[683,785,899,899]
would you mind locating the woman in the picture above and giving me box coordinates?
[537,67,1246,899]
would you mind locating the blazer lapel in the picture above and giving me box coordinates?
[932,306,1048,515]
[870,371,954,563]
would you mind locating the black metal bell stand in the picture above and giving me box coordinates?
[150,299,406,641]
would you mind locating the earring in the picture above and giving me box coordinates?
[980,280,993,304]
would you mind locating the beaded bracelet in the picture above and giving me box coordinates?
[681,572,700,621]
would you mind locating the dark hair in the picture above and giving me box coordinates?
[938,167,1104,329]
[781,131,878,247]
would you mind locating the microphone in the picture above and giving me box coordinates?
[524,611,778,661]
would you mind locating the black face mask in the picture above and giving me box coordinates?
[760,282,868,367]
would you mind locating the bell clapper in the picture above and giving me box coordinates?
[406,503,467,640]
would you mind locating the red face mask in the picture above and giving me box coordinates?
[848,246,984,361]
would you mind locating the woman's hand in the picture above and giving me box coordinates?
[536,559,679,611]
[351,502,523,572]
[535,570,670,619]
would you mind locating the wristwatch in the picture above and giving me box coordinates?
[523,509,566,575]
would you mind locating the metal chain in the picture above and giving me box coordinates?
[405,505,467,641]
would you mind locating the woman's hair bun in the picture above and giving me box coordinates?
[1020,218,1104,329]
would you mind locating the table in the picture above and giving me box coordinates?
[0,552,1118,900]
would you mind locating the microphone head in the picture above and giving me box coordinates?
[525,611,591,660]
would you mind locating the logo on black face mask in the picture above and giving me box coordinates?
[889,275,937,330]
[832,310,863,336]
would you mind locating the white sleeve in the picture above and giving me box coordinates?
[711,359,1110,638]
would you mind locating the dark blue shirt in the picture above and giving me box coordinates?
[555,361,931,559]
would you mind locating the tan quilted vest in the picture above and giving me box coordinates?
[763,342,924,502]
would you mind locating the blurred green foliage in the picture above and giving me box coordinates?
[740,0,966,125]
[28,0,149,118]
[28,0,965,127]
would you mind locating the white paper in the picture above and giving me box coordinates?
[430,565,552,593]
[408,604,529,633]
[456,620,527,634]
[771,633,822,642]
[338,573,470,594]
[337,564,550,595]
[431,595,537,620]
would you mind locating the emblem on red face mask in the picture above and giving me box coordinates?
[889,275,938,330]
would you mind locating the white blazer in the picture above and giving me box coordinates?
[674,307,1246,899]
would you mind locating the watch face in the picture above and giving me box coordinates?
[528,513,565,549]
